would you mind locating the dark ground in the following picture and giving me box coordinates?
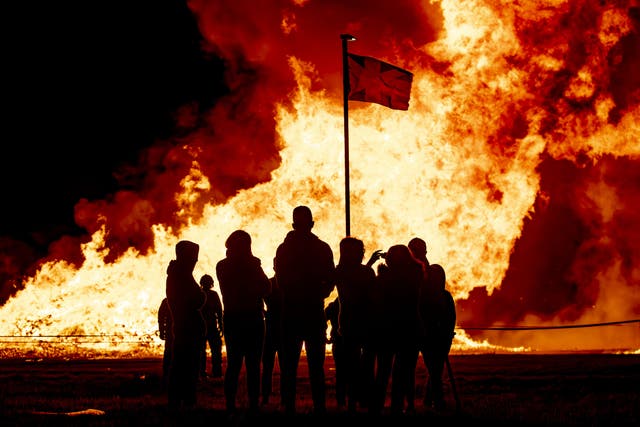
[1,353,639,426]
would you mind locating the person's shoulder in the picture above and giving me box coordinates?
[166,259,177,274]
[319,237,332,247]
[281,230,297,243]
[275,233,293,252]
[315,235,333,252]
[362,266,376,280]
[360,263,375,273]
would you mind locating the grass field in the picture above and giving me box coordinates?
[1,353,639,426]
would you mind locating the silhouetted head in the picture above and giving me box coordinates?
[175,240,199,263]
[429,263,446,290]
[408,237,427,260]
[384,244,415,270]
[339,236,365,266]
[292,205,314,231]
[225,229,252,256]
[200,274,214,290]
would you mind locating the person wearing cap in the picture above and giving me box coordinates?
[165,240,206,410]
[274,205,336,415]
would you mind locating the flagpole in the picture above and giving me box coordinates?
[341,34,355,237]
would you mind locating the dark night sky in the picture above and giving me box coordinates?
[1,1,223,250]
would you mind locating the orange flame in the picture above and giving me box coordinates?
[1,0,639,357]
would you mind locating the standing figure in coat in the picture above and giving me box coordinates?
[333,236,378,413]
[199,273,224,378]
[261,276,283,406]
[371,244,424,415]
[274,205,336,415]
[216,230,271,415]
[408,236,430,412]
[165,240,206,410]
[421,263,456,410]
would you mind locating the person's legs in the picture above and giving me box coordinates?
[184,338,202,407]
[390,347,416,414]
[211,337,223,377]
[167,340,185,409]
[305,330,327,414]
[332,339,347,408]
[245,319,265,411]
[167,334,201,409]
[261,336,275,404]
[389,351,404,414]
[199,338,209,378]
[280,331,303,414]
[430,352,446,410]
[425,347,447,409]
[343,339,361,411]
[359,344,376,410]
[371,349,393,415]
[162,340,172,387]
[223,327,243,413]
[422,347,434,407]
[406,347,419,412]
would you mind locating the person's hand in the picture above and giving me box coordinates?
[366,249,385,267]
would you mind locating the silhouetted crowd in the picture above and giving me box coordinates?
[158,205,456,417]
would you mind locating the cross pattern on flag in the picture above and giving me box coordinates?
[347,53,413,110]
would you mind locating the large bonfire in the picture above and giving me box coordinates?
[1,0,639,357]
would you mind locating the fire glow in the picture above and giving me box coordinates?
[1,0,639,357]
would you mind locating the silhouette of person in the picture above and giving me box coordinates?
[408,236,430,412]
[199,274,224,379]
[359,248,385,413]
[274,205,336,415]
[333,236,378,413]
[371,244,424,415]
[261,276,283,406]
[324,296,346,409]
[421,263,456,410]
[216,229,271,415]
[165,240,206,410]
[158,297,173,386]
[408,237,430,270]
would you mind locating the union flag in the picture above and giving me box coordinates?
[347,53,413,110]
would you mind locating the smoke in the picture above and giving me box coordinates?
[67,0,445,262]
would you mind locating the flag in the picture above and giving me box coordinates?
[347,53,413,110]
